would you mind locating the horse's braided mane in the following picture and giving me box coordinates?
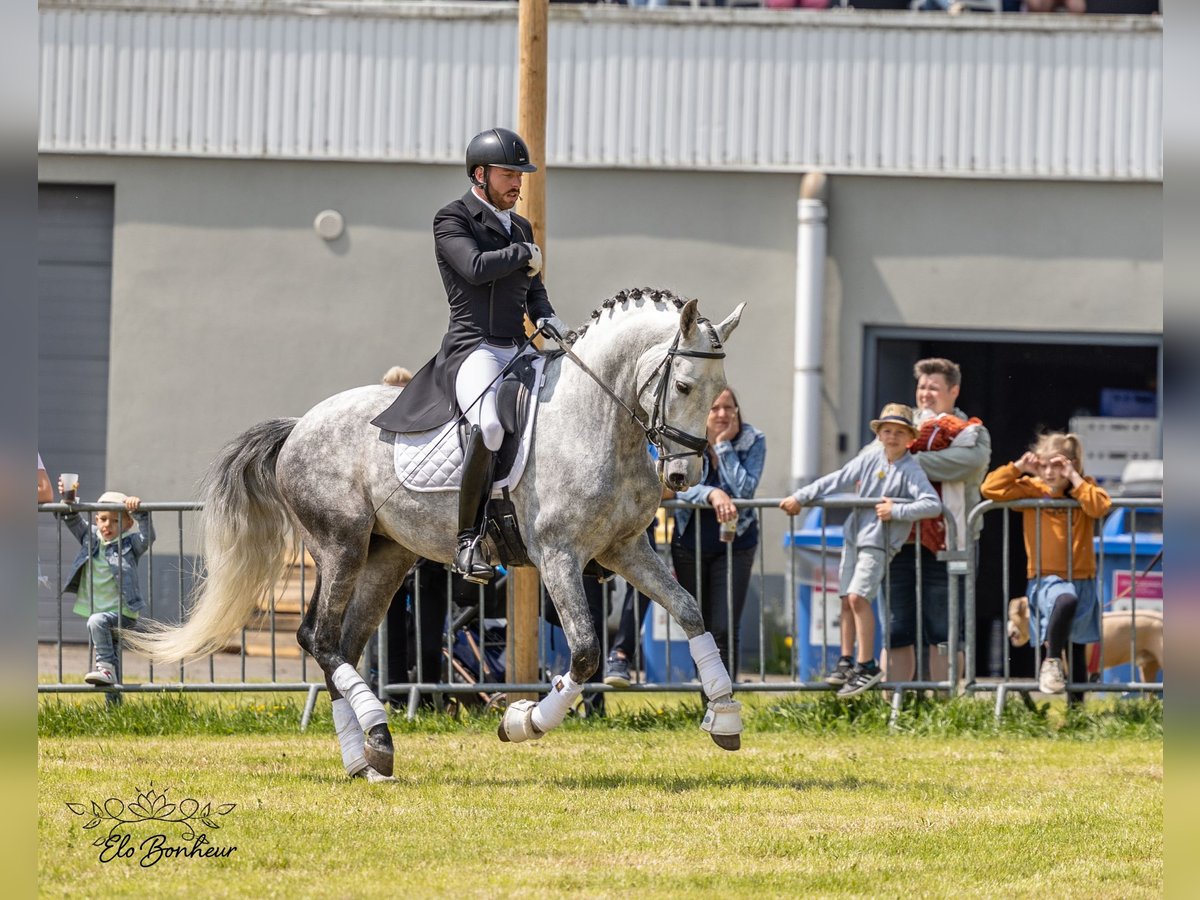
[568,287,690,343]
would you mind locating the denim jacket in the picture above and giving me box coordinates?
[60,510,156,614]
[673,422,767,540]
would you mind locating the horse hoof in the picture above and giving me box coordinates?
[364,723,394,777]
[362,766,397,784]
[709,731,741,752]
[699,698,742,752]
[497,699,540,744]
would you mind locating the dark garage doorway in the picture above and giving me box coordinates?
[865,329,1161,678]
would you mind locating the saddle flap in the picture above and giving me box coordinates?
[495,354,538,436]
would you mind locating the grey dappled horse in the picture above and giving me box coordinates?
[126,290,745,781]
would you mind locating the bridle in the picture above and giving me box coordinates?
[548,319,726,464]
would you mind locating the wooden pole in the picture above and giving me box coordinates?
[509,0,549,702]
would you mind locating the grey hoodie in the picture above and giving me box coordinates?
[790,445,941,556]
[855,406,991,538]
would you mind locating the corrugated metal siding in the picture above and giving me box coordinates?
[39,3,1162,180]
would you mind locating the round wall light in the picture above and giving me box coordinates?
[314,209,345,241]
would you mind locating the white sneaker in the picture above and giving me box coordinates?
[1038,657,1066,694]
[85,665,116,686]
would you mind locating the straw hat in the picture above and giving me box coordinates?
[869,403,919,439]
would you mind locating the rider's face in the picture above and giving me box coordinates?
[481,166,524,210]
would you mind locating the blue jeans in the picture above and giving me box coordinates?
[87,611,137,671]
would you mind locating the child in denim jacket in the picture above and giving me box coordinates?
[58,481,155,686]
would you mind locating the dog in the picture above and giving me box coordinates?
[1007,596,1163,682]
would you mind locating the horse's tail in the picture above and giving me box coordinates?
[125,418,300,663]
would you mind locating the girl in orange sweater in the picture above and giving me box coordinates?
[981,433,1112,695]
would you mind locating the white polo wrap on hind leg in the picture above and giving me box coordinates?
[332,663,389,731]
[531,674,583,733]
[331,697,369,777]
[689,632,732,700]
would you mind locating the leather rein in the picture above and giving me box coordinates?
[546,321,726,464]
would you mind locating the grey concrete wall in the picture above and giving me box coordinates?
[37,156,1161,544]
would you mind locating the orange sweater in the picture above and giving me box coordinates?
[981,463,1112,579]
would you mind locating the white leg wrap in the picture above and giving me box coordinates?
[332,698,369,778]
[531,674,583,734]
[332,663,389,732]
[689,632,732,700]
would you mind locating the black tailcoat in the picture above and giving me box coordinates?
[372,190,555,434]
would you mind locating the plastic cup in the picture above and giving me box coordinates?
[60,473,79,504]
[719,518,737,543]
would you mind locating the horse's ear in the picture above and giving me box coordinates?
[715,302,746,343]
[679,298,700,339]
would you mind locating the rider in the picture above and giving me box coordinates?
[371,127,568,584]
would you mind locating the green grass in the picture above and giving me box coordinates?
[38,690,1163,741]
[38,694,1162,897]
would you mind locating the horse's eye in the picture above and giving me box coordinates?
[675,382,691,396]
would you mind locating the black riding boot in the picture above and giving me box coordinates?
[452,426,496,584]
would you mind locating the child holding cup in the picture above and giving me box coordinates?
[57,477,155,686]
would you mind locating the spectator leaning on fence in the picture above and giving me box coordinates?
[667,388,766,695]
[56,480,155,687]
[872,357,991,687]
[981,432,1111,695]
[781,403,941,698]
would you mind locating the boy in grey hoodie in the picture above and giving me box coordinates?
[780,404,941,697]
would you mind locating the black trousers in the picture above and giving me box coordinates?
[609,526,660,663]
[384,559,501,701]
[670,543,756,680]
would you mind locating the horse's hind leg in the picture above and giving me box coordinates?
[298,528,402,776]
[326,537,417,781]
[598,535,743,751]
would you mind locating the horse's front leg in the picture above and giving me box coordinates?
[598,535,743,751]
[497,547,597,745]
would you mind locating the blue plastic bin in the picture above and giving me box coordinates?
[1095,506,1163,685]
[784,506,883,681]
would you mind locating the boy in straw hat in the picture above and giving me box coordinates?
[781,404,941,697]
[56,479,155,687]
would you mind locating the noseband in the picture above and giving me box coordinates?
[553,319,726,465]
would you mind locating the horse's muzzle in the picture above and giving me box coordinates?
[666,470,688,492]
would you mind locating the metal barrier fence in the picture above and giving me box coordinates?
[37,494,1163,723]
[963,496,1164,719]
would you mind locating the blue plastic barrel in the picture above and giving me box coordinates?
[1095,506,1163,685]
[783,505,883,681]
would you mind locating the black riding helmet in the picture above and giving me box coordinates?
[466,127,537,185]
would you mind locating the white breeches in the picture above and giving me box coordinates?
[456,342,522,451]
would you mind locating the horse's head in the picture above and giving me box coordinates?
[644,298,746,492]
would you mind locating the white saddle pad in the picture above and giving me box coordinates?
[391,354,547,493]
